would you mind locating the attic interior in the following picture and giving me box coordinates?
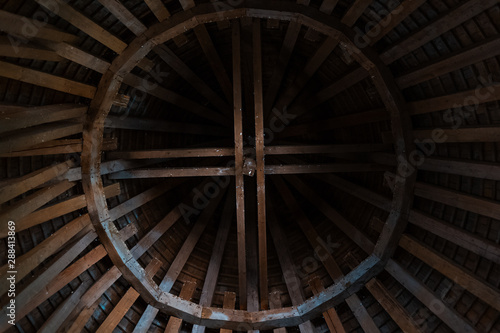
[0,0,500,332]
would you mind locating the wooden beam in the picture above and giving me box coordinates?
[233,19,247,310]
[265,144,392,155]
[309,277,346,333]
[253,18,268,311]
[0,160,73,204]
[194,25,233,102]
[108,148,234,159]
[0,214,92,290]
[380,0,499,64]
[280,108,389,138]
[0,121,83,154]
[0,137,117,157]
[385,260,477,333]
[0,36,62,61]
[96,0,147,35]
[164,280,198,333]
[340,0,372,26]
[268,210,316,333]
[192,194,234,333]
[0,10,77,43]
[11,245,107,324]
[96,287,140,333]
[0,60,95,98]
[399,235,500,312]
[408,83,500,115]
[134,189,224,332]
[108,167,235,179]
[13,183,120,233]
[33,0,127,53]
[220,292,237,333]
[265,163,388,175]
[344,294,381,333]
[144,0,171,22]
[0,180,75,236]
[269,291,287,333]
[396,35,500,89]
[64,266,123,332]
[104,115,228,136]
[345,254,424,333]
[304,0,338,41]
[0,229,98,331]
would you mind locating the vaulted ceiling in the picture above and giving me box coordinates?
[0,0,500,332]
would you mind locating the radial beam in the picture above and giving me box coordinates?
[96,287,140,333]
[232,19,247,310]
[265,143,392,155]
[253,18,268,311]
[108,148,234,159]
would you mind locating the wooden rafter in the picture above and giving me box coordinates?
[164,280,198,333]
[96,287,140,333]
[220,292,237,333]
[309,277,346,333]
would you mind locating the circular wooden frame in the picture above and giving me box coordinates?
[82,1,415,329]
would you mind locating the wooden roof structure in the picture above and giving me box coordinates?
[0,0,500,332]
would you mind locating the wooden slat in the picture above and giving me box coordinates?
[232,19,247,310]
[220,292,237,333]
[96,0,147,35]
[105,115,228,136]
[192,194,234,333]
[269,291,287,333]
[380,0,499,64]
[344,294,381,333]
[0,37,62,61]
[396,35,500,89]
[108,147,234,159]
[265,144,392,155]
[33,0,128,53]
[265,163,387,175]
[120,222,139,241]
[309,277,346,333]
[108,167,235,179]
[96,287,140,333]
[14,183,120,233]
[0,60,96,98]
[268,210,316,333]
[144,0,171,21]
[385,260,477,333]
[253,18,268,311]
[0,160,73,204]
[194,25,233,102]
[164,280,197,333]
[0,10,78,43]
[0,180,75,236]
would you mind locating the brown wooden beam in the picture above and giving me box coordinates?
[0,138,117,157]
[0,37,62,60]
[265,163,388,175]
[309,276,346,333]
[220,292,237,333]
[265,144,392,155]
[269,290,287,333]
[108,167,235,179]
[165,280,198,333]
[108,148,234,159]
[96,287,140,333]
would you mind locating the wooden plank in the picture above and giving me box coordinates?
[164,280,198,333]
[380,0,499,64]
[33,0,128,53]
[396,35,500,89]
[38,279,92,333]
[309,277,346,333]
[64,299,101,333]
[0,229,98,331]
[192,194,234,333]
[0,10,78,43]
[108,147,234,159]
[64,266,123,332]
[265,144,392,155]
[340,0,372,26]
[96,0,147,35]
[105,115,228,136]
[144,0,171,21]
[0,37,62,61]
[269,291,287,333]
[265,163,388,175]
[0,180,75,236]
[144,257,163,278]
[253,18,268,311]
[0,137,116,157]
[96,287,140,333]
[15,183,120,232]
[344,294,381,333]
[0,160,73,204]
[220,292,237,333]
[304,0,338,41]
[108,167,235,179]
[399,235,500,312]
[194,25,233,102]
[385,260,476,333]
[120,222,138,241]
[232,19,247,310]
[408,83,500,115]
[0,121,83,154]
[0,60,96,98]
[268,210,316,333]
